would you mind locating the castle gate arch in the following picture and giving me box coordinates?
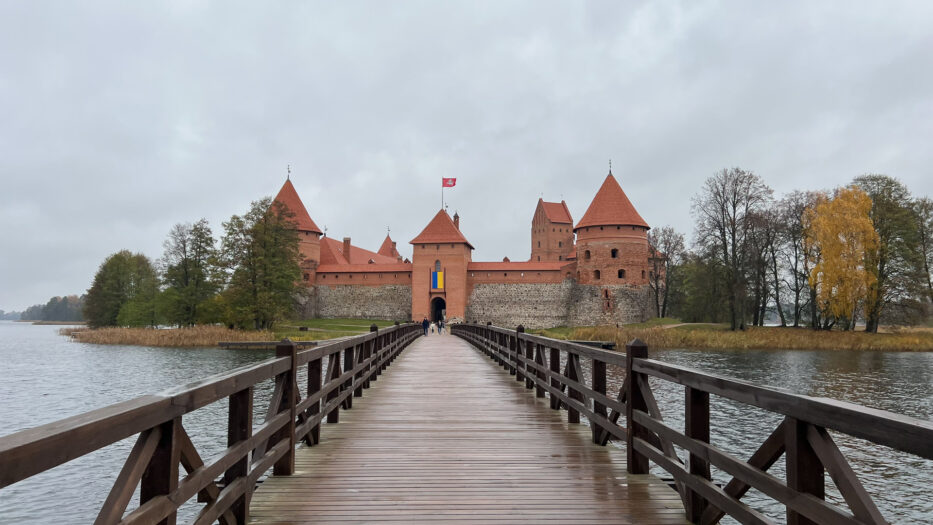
[431,297,446,322]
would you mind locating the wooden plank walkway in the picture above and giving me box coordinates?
[249,334,687,524]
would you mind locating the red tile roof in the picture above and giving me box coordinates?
[468,261,572,271]
[319,236,398,265]
[541,200,573,224]
[273,180,323,234]
[316,263,412,273]
[410,209,474,249]
[377,234,401,259]
[575,174,649,230]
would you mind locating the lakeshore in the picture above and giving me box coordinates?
[54,317,933,351]
[534,319,933,352]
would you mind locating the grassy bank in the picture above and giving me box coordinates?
[61,318,401,347]
[532,321,933,352]
[64,326,273,347]
[274,318,400,341]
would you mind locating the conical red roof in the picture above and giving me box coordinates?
[410,209,474,249]
[273,180,322,234]
[377,234,401,258]
[575,174,649,230]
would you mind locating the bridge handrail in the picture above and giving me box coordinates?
[0,322,422,525]
[451,322,933,525]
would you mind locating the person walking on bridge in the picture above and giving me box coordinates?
[421,317,429,336]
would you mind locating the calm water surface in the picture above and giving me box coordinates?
[1,322,931,523]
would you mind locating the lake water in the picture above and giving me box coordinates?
[0,321,931,523]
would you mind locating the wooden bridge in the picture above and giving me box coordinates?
[1,323,932,525]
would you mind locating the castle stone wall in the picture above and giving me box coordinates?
[305,285,411,321]
[464,281,652,328]
[465,282,572,329]
[568,284,652,326]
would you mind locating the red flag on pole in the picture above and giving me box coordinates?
[442,178,457,188]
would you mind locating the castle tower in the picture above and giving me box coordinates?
[377,233,403,261]
[530,199,574,262]
[573,173,651,286]
[410,209,473,322]
[273,179,323,283]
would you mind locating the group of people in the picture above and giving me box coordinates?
[421,317,445,335]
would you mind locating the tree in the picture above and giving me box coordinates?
[692,168,773,330]
[220,198,301,330]
[776,191,821,327]
[84,250,160,328]
[915,197,933,304]
[647,226,685,318]
[804,187,879,330]
[853,175,922,332]
[160,219,219,326]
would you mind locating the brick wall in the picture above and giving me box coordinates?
[301,284,412,321]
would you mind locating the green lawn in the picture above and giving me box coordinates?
[274,318,402,341]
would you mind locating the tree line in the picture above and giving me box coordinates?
[20,295,86,322]
[649,170,932,332]
[83,198,302,330]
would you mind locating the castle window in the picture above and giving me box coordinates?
[584,250,591,260]
[600,226,604,230]
[552,228,555,232]
[611,248,618,258]
[594,270,601,280]
[303,273,310,281]
[504,273,507,277]
[435,260,441,272]
[642,270,646,279]
[537,241,541,248]
[558,255,562,261]
[618,269,626,278]
[617,226,621,230]
[537,256,540,261]
[558,241,562,247]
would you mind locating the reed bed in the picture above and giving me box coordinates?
[545,325,933,352]
[63,325,273,348]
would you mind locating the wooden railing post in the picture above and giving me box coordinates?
[307,356,322,445]
[273,340,297,476]
[524,338,535,390]
[549,346,560,410]
[566,352,582,424]
[786,417,824,525]
[140,417,180,525]
[342,344,355,410]
[514,325,524,382]
[226,387,252,524]
[685,386,711,522]
[625,339,649,474]
[534,343,546,398]
[591,359,606,444]
[326,350,342,423]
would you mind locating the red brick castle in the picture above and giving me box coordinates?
[274,171,655,328]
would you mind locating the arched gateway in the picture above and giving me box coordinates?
[431,297,446,322]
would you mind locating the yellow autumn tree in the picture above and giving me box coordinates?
[803,186,879,330]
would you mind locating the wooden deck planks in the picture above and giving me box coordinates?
[249,334,686,524]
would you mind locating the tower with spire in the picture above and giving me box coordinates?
[573,171,651,286]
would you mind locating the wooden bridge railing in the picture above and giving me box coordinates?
[451,323,933,525]
[0,322,422,525]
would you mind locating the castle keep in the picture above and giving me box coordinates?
[279,173,655,328]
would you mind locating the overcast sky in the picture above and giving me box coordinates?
[1,1,932,311]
